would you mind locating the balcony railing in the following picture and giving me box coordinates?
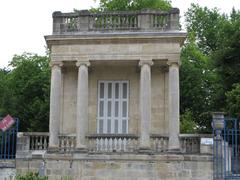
[52,8,180,34]
[150,134,169,153]
[59,134,76,153]
[86,134,138,153]
[17,132,212,154]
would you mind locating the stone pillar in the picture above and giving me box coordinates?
[76,61,90,151]
[49,62,63,150]
[139,60,153,151]
[212,112,225,179]
[168,62,180,151]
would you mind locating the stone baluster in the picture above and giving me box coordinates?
[39,136,42,150]
[70,136,74,151]
[43,136,47,149]
[65,137,68,152]
[49,62,63,151]
[113,138,117,151]
[58,137,62,152]
[76,61,90,152]
[30,136,34,150]
[139,60,153,152]
[167,61,180,152]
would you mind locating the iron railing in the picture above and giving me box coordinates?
[0,118,19,160]
[213,118,240,180]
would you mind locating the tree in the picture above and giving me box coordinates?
[0,69,11,116]
[0,53,50,132]
[185,4,225,55]
[181,4,224,132]
[213,9,240,108]
[182,4,240,132]
[226,83,240,118]
[92,0,171,11]
[180,109,197,133]
[180,37,217,132]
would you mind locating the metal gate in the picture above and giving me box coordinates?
[213,118,240,179]
[0,118,19,160]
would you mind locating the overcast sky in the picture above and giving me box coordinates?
[0,0,239,68]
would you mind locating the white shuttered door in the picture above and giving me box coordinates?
[97,81,129,134]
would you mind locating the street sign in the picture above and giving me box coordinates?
[201,138,213,145]
[0,115,15,131]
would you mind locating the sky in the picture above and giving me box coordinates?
[0,0,239,68]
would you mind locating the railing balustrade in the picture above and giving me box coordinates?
[180,134,212,153]
[52,8,179,34]
[180,134,200,153]
[86,134,139,153]
[91,13,139,31]
[27,132,49,150]
[17,133,212,154]
[59,134,76,152]
[150,134,169,152]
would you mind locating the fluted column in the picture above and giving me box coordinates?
[49,62,63,150]
[168,62,180,151]
[139,60,153,151]
[76,61,90,151]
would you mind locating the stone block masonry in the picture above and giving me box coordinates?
[16,153,213,180]
[0,160,16,180]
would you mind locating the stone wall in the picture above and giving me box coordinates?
[0,168,15,180]
[60,63,169,135]
[16,153,213,180]
[0,161,16,180]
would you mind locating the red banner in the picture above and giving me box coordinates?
[0,114,15,131]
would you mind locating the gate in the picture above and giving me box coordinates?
[213,117,240,179]
[0,117,19,160]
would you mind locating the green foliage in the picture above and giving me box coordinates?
[181,4,240,132]
[213,9,240,101]
[226,83,240,118]
[180,39,217,132]
[180,109,197,133]
[16,172,47,180]
[185,4,225,54]
[0,53,50,132]
[92,0,171,12]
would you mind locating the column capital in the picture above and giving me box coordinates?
[50,61,63,68]
[167,61,180,67]
[139,60,154,67]
[76,61,90,67]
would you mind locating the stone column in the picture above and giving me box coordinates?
[168,62,180,151]
[139,60,153,151]
[76,61,90,151]
[49,62,63,150]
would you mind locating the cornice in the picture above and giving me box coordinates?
[45,31,186,48]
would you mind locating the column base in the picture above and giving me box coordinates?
[138,146,153,154]
[167,148,181,154]
[75,144,88,153]
[47,146,59,153]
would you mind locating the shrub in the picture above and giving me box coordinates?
[180,109,198,133]
[16,172,47,180]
